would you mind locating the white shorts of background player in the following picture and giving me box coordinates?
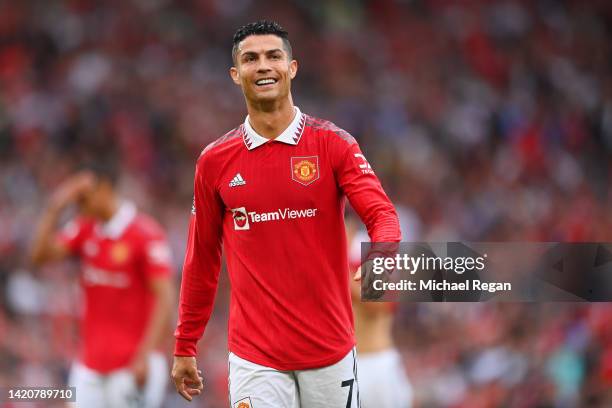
[67,352,168,408]
[357,348,412,408]
[229,348,360,408]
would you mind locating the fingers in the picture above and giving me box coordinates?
[134,369,147,389]
[175,377,197,401]
[61,172,94,194]
[173,367,204,402]
[186,369,204,390]
[177,382,193,402]
[50,172,96,209]
[69,172,96,198]
[353,266,362,281]
[130,357,149,388]
[178,384,196,401]
[73,171,95,186]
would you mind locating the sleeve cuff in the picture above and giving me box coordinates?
[365,241,400,262]
[174,338,197,357]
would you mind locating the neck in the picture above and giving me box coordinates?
[99,195,120,222]
[246,97,295,139]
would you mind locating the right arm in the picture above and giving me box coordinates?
[30,173,94,266]
[30,205,70,266]
[172,153,224,401]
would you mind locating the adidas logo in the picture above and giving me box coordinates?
[229,173,247,187]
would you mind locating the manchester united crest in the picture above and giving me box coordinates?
[111,242,130,264]
[291,156,319,186]
[233,397,253,408]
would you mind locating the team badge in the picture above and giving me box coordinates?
[232,207,250,231]
[291,156,319,186]
[233,397,253,408]
[111,242,130,263]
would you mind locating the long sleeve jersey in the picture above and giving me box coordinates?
[174,107,401,370]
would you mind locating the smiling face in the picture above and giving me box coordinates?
[230,34,297,106]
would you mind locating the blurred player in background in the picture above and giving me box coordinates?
[347,216,413,408]
[172,20,401,407]
[30,161,174,408]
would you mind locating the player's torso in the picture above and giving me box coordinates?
[76,215,160,370]
[217,128,340,234]
[79,221,147,301]
[208,119,356,365]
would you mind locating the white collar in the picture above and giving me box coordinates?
[97,201,137,239]
[243,106,306,150]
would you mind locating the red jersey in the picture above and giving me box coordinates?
[58,202,172,373]
[175,107,401,370]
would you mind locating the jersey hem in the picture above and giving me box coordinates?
[80,358,130,374]
[228,340,355,371]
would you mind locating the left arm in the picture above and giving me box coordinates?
[134,276,174,358]
[332,135,400,243]
[331,133,401,277]
[131,239,175,386]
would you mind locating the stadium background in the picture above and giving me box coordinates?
[1,0,611,406]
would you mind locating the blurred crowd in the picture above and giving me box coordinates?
[0,0,611,406]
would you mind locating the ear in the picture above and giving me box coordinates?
[289,59,298,80]
[229,66,240,85]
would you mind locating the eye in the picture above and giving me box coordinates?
[271,54,281,60]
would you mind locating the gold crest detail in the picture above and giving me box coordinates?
[291,156,319,186]
[111,242,130,263]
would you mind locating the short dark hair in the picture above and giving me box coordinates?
[232,20,292,64]
[79,158,120,187]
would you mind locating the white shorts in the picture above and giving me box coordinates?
[229,348,360,408]
[67,352,168,408]
[357,349,412,408]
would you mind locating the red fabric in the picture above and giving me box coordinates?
[174,113,401,370]
[600,347,612,385]
[58,213,171,373]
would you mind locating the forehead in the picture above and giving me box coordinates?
[237,34,285,55]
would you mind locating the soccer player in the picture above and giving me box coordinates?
[172,21,401,408]
[347,219,413,408]
[30,162,173,408]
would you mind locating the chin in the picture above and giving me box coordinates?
[80,209,95,217]
[252,92,280,103]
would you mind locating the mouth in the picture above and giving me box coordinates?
[255,78,278,87]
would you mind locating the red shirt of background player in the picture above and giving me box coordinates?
[59,202,172,372]
[174,107,401,370]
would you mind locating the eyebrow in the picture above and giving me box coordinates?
[240,48,284,58]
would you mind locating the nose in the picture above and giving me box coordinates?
[255,58,272,73]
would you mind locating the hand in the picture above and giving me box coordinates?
[130,354,149,389]
[49,172,95,211]
[353,266,362,281]
[171,356,203,402]
[354,260,387,300]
